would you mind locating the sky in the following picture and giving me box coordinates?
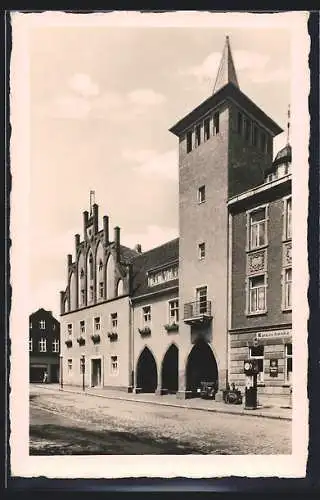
[26,15,292,318]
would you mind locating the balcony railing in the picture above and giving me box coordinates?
[184,300,212,325]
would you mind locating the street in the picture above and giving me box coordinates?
[30,385,291,455]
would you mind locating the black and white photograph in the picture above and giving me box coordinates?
[9,10,309,479]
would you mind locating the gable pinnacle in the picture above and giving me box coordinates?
[213,35,239,94]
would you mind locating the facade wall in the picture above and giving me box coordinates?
[60,297,130,389]
[178,103,230,391]
[133,289,179,389]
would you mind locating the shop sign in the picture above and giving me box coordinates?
[269,358,278,377]
[256,330,291,339]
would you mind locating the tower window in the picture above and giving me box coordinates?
[195,124,201,147]
[252,125,258,146]
[214,112,220,134]
[237,112,243,135]
[244,118,251,142]
[198,242,206,260]
[186,131,192,153]
[198,185,206,204]
[204,117,210,141]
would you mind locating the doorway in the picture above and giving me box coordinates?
[136,347,157,393]
[186,339,218,395]
[91,358,102,387]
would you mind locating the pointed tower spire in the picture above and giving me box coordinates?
[213,36,239,94]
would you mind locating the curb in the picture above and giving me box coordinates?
[33,385,292,421]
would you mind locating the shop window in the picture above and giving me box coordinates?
[285,343,292,384]
[249,345,264,383]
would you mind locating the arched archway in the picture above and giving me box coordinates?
[136,347,157,393]
[161,344,178,393]
[186,339,218,395]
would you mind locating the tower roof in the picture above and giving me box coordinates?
[213,36,239,94]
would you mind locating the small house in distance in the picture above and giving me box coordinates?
[29,308,60,383]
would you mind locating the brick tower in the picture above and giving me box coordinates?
[169,36,282,398]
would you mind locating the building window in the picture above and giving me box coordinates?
[283,268,292,310]
[98,259,103,271]
[213,112,220,134]
[52,339,59,353]
[248,275,267,314]
[204,117,210,141]
[142,305,151,324]
[198,242,206,260]
[39,338,47,352]
[39,320,46,329]
[196,286,208,314]
[80,268,84,278]
[81,289,85,306]
[249,346,264,383]
[80,320,86,334]
[186,131,192,153]
[89,253,93,280]
[94,317,101,331]
[29,339,33,352]
[147,264,178,287]
[90,285,94,302]
[169,299,179,324]
[285,343,292,384]
[195,124,201,147]
[237,111,243,135]
[266,171,278,183]
[244,117,251,142]
[198,185,206,204]
[110,355,118,375]
[248,207,268,250]
[111,312,118,329]
[67,323,73,336]
[99,282,104,299]
[252,125,258,146]
[67,359,72,372]
[284,197,292,240]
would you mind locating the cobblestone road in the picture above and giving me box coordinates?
[30,386,291,455]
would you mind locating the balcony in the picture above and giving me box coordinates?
[184,300,212,325]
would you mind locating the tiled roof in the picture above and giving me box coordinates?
[120,245,140,264]
[131,238,179,298]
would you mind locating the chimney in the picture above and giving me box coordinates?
[93,203,99,234]
[103,215,109,247]
[114,226,120,262]
[67,254,72,267]
[134,243,142,254]
[75,234,80,253]
[83,211,89,238]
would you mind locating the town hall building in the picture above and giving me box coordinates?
[59,37,292,405]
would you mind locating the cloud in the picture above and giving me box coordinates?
[122,224,178,252]
[128,149,178,182]
[40,86,166,120]
[182,50,286,85]
[128,88,166,106]
[68,73,100,97]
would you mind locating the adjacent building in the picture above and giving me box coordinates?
[29,308,60,383]
[59,37,292,404]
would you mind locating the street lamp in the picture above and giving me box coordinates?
[80,355,85,392]
[59,354,63,390]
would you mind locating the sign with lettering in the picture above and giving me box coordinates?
[256,330,291,339]
[269,358,278,377]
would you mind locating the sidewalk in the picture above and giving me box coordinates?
[34,384,292,421]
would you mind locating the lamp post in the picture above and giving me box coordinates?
[81,355,85,392]
[59,354,63,390]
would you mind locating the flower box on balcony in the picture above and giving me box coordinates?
[164,322,179,332]
[107,332,118,342]
[90,333,101,344]
[138,326,151,337]
[76,336,85,346]
[65,339,72,348]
